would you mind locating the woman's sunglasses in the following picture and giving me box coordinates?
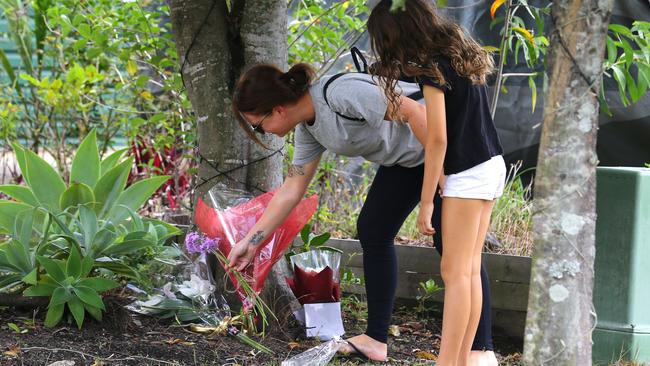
[248,111,272,135]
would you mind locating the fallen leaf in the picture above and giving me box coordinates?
[165,338,185,345]
[4,345,21,358]
[412,330,433,338]
[399,321,425,334]
[288,341,300,350]
[91,360,105,366]
[388,325,401,337]
[415,350,437,360]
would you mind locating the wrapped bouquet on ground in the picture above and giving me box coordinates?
[194,183,318,310]
[287,249,344,341]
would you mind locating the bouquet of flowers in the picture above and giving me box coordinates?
[194,184,318,311]
[287,250,344,340]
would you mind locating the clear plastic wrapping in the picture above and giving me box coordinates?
[194,183,318,309]
[127,252,229,324]
[287,249,342,305]
[281,337,346,366]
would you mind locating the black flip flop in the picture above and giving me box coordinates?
[340,339,388,362]
[343,339,370,360]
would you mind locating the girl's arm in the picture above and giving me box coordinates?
[227,155,322,271]
[418,85,447,235]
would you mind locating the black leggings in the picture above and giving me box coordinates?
[356,164,494,350]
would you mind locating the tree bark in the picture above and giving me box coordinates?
[167,0,301,322]
[524,1,614,365]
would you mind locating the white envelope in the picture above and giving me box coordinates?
[304,302,345,341]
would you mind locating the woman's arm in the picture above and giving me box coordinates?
[391,92,447,188]
[395,95,427,146]
[417,85,447,235]
[227,155,322,271]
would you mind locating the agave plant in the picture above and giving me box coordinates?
[23,246,120,329]
[0,130,181,326]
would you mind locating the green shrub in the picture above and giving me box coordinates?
[0,130,180,327]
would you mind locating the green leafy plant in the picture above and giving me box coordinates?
[0,130,180,313]
[0,208,44,291]
[284,223,340,263]
[340,293,367,326]
[23,246,119,328]
[603,21,650,111]
[340,262,367,325]
[7,322,27,333]
[340,265,364,288]
[489,1,650,114]
[288,0,368,74]
[0,129,169,221]
[0,0,194,176]
[298,223,334,251]
[415,278,443,316]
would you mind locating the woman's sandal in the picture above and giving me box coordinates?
[340,339,388,362]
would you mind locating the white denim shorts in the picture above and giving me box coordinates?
[442,155,507,200]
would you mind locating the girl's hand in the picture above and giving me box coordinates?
[417,201,436,235]
[227,242,257,272]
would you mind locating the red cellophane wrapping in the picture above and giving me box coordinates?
[195,186,318,309]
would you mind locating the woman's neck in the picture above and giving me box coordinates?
[288,92,316,127]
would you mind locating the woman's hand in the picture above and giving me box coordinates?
[227,241,257,272]
[417,201,436,235]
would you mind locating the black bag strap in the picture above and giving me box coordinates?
[322,47,426,121]
[322,73,365,121]
[350,46,368,73]
[408,90,423,100]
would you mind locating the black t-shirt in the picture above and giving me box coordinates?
[417,57,503,175]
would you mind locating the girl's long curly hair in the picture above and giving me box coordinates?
[367,0,494,119]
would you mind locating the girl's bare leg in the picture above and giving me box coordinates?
[436,197,485,366]
[458,200,496,366]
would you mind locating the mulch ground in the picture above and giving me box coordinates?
[0,296,523,366]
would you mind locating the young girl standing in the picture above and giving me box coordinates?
[368,1,506,365]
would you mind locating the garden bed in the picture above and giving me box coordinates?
[0,294,523,365]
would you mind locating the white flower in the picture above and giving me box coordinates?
[178,274,215,299]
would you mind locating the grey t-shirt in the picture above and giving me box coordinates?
[292,73,424,168]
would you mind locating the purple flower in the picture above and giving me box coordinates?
[185,231,220,254]
[200,237,219,252]
[184,231,202,253]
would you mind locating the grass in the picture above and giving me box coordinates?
[489,161,534,256]
[400,160,535,256]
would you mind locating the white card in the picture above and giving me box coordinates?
[293,307,305,325]
[304,302,345,341]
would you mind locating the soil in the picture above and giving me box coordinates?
[0,296,523,366]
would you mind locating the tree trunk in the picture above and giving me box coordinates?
[167,0,301,322]
[524,1,614,365]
